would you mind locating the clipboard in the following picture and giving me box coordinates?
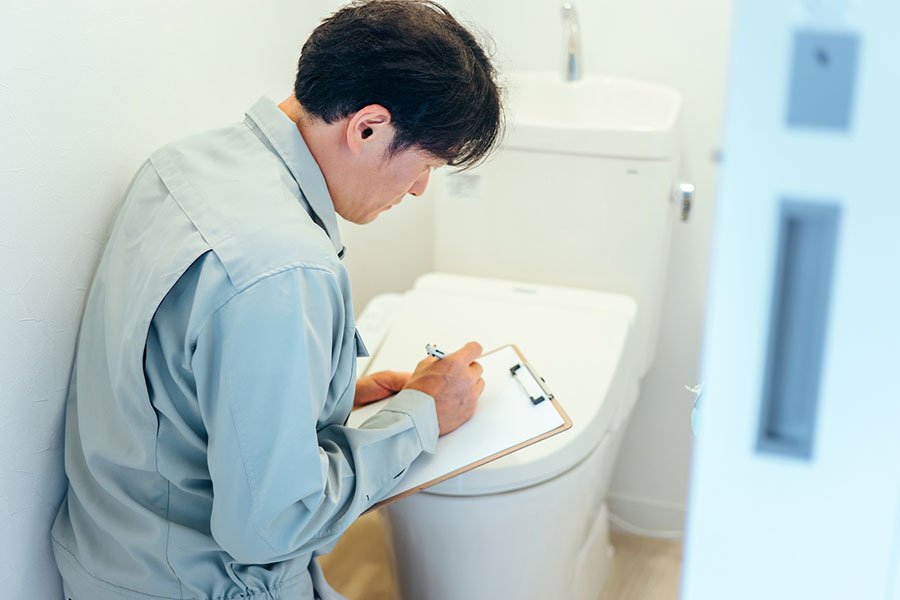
[347,344,573,510]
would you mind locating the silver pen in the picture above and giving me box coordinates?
[425,343,446,359]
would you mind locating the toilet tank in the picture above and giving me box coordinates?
[431,73,682,376]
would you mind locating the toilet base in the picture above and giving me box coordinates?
[384,430,619,600]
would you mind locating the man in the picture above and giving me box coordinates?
[50,1,503,598]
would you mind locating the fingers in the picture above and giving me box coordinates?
[452,344,483,385]
[447,341,483,364]
[470,360,484,380]
[416,356,439,371]
[474,377,486,399]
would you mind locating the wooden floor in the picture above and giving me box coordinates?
[598,529,683,600]
[318,510,683,600]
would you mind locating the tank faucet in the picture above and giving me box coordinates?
[561,2,582,82]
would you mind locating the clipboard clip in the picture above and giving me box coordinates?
[510,362,555,405]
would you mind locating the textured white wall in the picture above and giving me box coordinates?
[0,2,327,597]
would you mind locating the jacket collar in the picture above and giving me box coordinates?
[244,97,344,258]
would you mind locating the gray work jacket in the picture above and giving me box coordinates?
[51,97,438,600]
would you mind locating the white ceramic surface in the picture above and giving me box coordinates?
[502,71,683,158]
[361,274,638,496]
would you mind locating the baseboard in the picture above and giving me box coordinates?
[607,492,687,538]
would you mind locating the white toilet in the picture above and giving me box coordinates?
[355,74,682,600]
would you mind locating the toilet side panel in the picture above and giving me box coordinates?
[433,149,678,376]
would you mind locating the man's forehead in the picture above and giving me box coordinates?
[416,148,447,166]
[396,144,445,166]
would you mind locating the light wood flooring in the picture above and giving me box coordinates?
[318,510,683,600]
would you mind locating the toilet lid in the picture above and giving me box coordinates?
[362,273,637,496]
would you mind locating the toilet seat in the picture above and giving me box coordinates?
[361,273,639,497]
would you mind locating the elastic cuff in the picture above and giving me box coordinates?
[380,389,439,454]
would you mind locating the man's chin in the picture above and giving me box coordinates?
[349,204,395,225]
[356,211,382,225]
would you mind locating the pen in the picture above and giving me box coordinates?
[425,343,445,359]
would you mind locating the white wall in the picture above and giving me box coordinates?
[339,202,436,313]
[0,2,328,597]
[342,0,734,533]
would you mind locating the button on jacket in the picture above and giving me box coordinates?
[51,97,439,600]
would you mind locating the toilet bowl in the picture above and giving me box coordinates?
[354,71,682,599]
[356,273,641,599]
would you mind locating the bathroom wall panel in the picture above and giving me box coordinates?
[0,2,329,597]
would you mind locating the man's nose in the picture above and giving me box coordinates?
[407,169,431,197]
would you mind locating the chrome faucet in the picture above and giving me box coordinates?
[561,2,582,81]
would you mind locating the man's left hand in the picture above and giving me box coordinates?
[354,371,411,407]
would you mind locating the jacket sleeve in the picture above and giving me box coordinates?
[191,266,438,564]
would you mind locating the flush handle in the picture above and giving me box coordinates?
[672,181,695,222]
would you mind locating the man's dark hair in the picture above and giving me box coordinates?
[294,0,503,169]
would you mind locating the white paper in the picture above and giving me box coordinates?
[347,345,566,502]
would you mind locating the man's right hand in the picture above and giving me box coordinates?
[402,341,485,436]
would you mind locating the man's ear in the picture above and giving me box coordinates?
[345,104,393,155]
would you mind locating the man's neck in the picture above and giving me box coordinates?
[278,96,341,179]
[277,96,307,127]
[277,95,357,220]
[277,96,319,147]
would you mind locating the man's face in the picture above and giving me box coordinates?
[332,138,444,225]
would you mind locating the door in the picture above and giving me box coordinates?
[682,1,900,598]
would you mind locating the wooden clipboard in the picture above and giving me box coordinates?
[348,344,573,511]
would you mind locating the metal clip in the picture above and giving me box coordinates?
[510,362,556,405]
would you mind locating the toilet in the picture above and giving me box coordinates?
[355,75,682,600]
